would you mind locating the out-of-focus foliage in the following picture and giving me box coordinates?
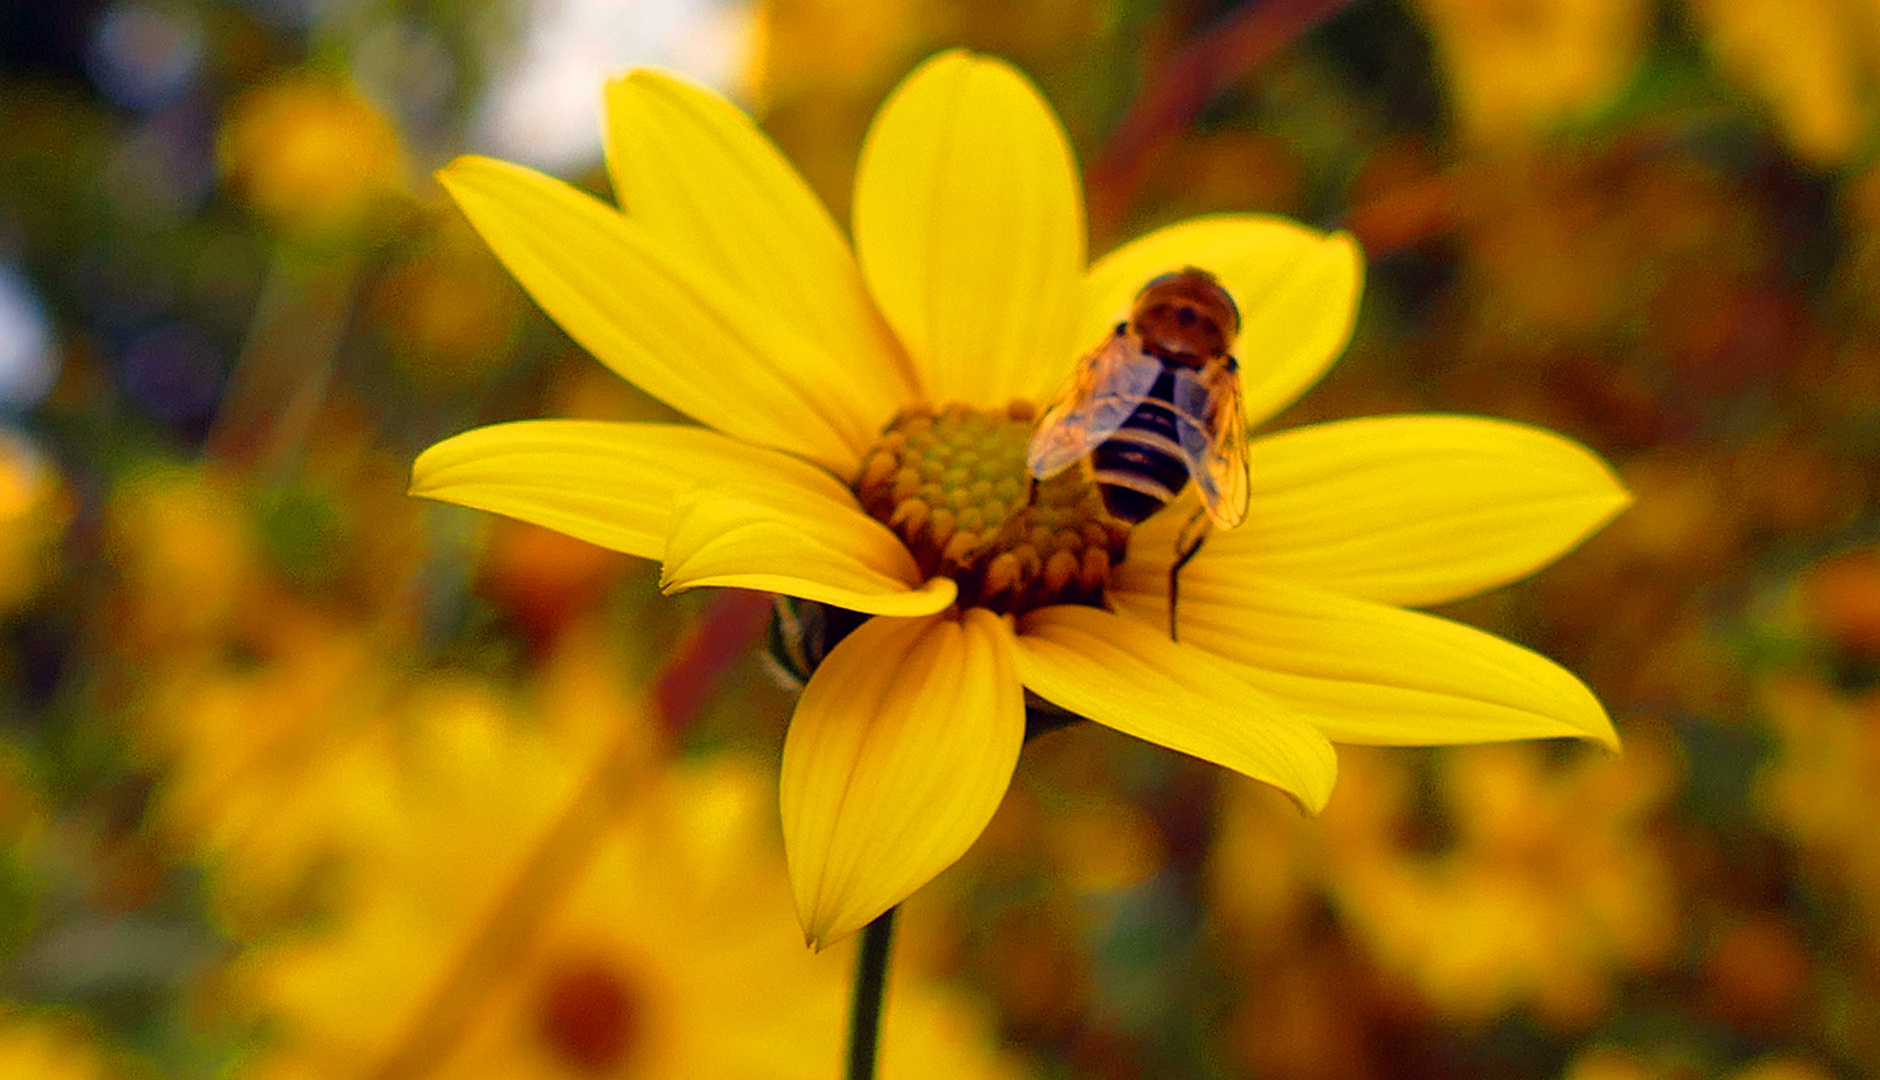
[4,0,1880,1078]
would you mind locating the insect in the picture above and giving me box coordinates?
[1027,267,1249,639]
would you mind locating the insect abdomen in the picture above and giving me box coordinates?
[1090,367,1189,524]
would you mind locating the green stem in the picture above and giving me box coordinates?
[846,905,898,1080]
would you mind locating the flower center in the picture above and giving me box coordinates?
[536,956,643,1074]
[853,402,1130,615]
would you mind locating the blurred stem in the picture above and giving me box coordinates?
[1086,0,1357,240]
[847,905,898,1080]
[207,246,361,478]
[654,591,773,737]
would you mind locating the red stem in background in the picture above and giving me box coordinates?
[1086,0,1358,239]
[653,589,775,734]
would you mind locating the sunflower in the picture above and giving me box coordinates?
[412,50,1628,949]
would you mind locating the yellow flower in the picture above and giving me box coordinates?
[231,679,1026,1080]
[0,1012,134,1080]
[1684,0,1880,165]
[0,432,69,616]
[412,50,1629,948]
[218,73,407,245]
[1562,1048,1840,1080]
[1412,0,1652,145]
[1209,729,1682,1029]
[1754,671,1880,947]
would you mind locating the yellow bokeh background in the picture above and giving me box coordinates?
[2,0,1879,1077]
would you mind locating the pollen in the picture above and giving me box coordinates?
[854,402,1130,614]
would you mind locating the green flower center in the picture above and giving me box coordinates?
[852,402,1130,615]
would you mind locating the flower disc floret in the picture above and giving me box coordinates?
[853,402,1129,614]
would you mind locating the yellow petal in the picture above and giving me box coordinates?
[781,609,1023,947]
[1013,605,1336,812]
[1081,216,1363,425]
[409,420,836,559]
[601,70,916,412]
[1122,415,1632,607]
[661,482,957,617]
[1112,570,1618,749]
[852,50,1086,407]
[438,156,888,473]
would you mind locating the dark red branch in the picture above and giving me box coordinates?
[1086,0,1357,238]
[651,589,775,734]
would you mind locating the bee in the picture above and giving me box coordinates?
[1027,267,1248,638]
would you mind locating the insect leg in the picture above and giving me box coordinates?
[1168,505,1212,641]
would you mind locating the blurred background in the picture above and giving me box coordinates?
[1,0,1879,1077]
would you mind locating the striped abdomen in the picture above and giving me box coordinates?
[1089,366,1191,524]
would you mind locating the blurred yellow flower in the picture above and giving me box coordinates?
[0,431,70,616]
[101,455,467,931]
[103,465,261,656]
[745,0,934,210]
[1344,739,1680,1026]
[749,0,929,107]
[217,73,407,244]
[116,546,657,937]
[377,214,526,385]
[413,50,1627,948]
[100,464,367,929]
[0,1012,133,1080]
[230,678,1026,1080]
[1685,0,1880,165]
[1562,1047,1840,1080]
[1411,0,1880,159]
[1212,731,1682,1027]
[138,607,391,931]
[1412,0,1651,144]
[1755,671,1880,950]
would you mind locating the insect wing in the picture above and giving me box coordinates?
[1173,360,1250,528]
[1027,330,1164,479]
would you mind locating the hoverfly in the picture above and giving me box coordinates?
[1027,267,1249,639]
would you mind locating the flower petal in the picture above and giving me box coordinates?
[781,609,1023,947]
[1081,216,1363,426]
[438,155,888,473]
[1122,415,1632,607]
[1111,570,1618,749]
[410,420,836,559]
[601,70,916,412]
[852,50,1086,407]
[1013,605,1336,811]
[661,482,956,617]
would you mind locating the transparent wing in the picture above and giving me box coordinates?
[1175,360,1250,528]
[1027,329,1165,479]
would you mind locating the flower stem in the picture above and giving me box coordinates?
[846,905,898,1080]
[1085,0,1358,237]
